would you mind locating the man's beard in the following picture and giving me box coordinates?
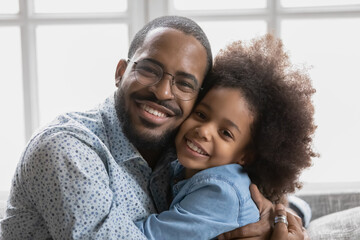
[115,90,178,151]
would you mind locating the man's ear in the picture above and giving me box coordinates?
[115,59,128,87]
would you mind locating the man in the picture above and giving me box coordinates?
[0,16,304,239]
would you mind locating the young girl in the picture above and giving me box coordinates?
[135,34,317,240]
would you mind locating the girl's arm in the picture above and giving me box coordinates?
[135,178,259,240]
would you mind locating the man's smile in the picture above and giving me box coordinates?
[134,99,180,126]
[141,104,167,118]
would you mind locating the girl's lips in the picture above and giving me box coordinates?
[185,138,209,156]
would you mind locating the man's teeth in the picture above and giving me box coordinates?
[187,140,207,155]
[142,105,166,117]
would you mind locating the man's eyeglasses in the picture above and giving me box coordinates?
[128,59,201,101]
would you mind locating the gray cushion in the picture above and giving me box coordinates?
[308,206,360,240]
[299,193,360,220]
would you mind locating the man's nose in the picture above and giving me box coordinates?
[148,73,175,100]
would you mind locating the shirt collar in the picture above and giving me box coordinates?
[99,93,144,164]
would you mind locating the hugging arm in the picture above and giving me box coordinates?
[136,179,258,240]
[218,184,273,240]
[218,184,308,240]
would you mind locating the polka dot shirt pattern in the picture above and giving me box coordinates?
[0,95,171,239]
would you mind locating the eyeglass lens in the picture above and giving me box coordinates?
[134,59,198,100]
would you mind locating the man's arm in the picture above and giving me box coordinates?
[218,184,309,240]
[7,132,147,240]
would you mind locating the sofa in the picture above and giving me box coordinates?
[295,192,360,239]
[1,191,359,239]
[299,192,360,221]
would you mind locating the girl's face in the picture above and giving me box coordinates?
[175,87,254,172]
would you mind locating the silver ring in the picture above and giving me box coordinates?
[274,215,288,226]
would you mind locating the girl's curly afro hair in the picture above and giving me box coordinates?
[201,34,318,202]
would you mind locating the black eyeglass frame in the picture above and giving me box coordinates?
[127,59,202,101]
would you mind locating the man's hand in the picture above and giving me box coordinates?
[218,184,273,240]
[271,204,309,240]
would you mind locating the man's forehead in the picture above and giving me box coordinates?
[132,28,187,59]
[142,27,192,49]
[133,27,205,63]
[144,27,183,42]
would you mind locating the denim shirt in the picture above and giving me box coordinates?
[136,160,260,240]
[0,94,174,240]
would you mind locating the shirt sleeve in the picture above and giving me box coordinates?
[17,132,147,240]
[135,177,243,240]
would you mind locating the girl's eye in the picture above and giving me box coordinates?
[221,129,233,139]
[195,111,206,120]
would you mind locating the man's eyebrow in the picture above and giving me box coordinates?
[200,102,241,134]
[143,58,163,66]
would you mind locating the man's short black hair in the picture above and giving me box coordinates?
[128,15,213,78]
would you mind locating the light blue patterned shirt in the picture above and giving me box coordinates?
[0,94,173,239]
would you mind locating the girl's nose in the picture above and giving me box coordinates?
[195,125,212,141]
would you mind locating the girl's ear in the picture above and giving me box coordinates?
[115,59,128,87]
[237,150,255,166]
